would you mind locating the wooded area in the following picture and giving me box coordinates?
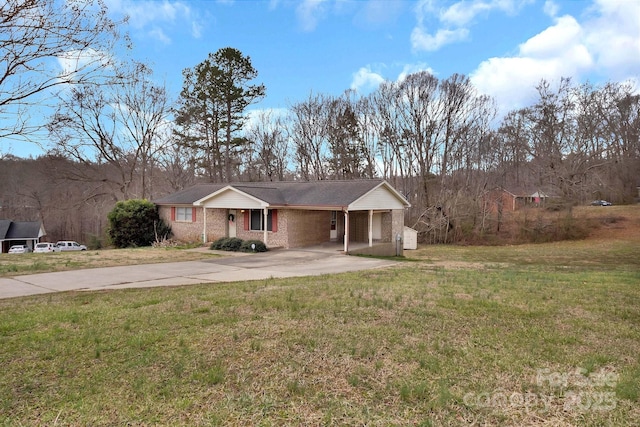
[1,0,638,245]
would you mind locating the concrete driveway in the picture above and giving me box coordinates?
[0,247,397,300]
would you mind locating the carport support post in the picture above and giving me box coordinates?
[202,207,207,243]
[368,209,373,247]
[263,207,268,247]
[343,210,349,252]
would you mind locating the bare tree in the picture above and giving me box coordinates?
[395,71,441,206]
[244,110,290,181]
[594,82,640,202]
[47,61,171,200]
[354,96,381,179]
[156,131,197,192]
[0,0,124,144]
[289,92,331,180]
[368,81,407,190]
[326,91,366,179]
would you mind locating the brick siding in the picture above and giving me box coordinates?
[160,205,405,249]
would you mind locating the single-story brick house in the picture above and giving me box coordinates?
[0,220,46,253]
[154,180,410,255]
[485,187,551,212]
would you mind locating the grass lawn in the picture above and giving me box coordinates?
[0,206,638,425]
[0,246,219,277]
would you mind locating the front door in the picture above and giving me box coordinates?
[330,211,338,241]
[228,209,237,238]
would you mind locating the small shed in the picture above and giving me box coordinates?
[403,226,418,250]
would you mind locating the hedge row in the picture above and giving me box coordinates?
[210,237,268,253]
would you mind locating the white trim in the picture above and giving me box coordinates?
[193,185,269,208]
[348,181,411,210]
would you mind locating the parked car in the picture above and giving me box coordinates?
[56,241,87,251]
[8,245,31,254]
[590,200,612,206]
[34,242,60,253]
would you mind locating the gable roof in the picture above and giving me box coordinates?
[155,180,410,210]
[0,220,45,240]
[0,220,10,239]
[499,187,551,198]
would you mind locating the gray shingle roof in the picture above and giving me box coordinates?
[0,220,43,239]
[0,220,10,239]
[154,179,393,207]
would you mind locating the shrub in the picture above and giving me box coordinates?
[240,240,268,253]
[107,199,172,248]
[210,237,243,252]
[86,234,103,250]
[210,238,268,252]
[210,238,230,250]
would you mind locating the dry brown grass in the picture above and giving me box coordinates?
[473,204,640,245]
[0,246,219,277]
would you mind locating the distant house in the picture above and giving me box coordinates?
[485,187,551,212]
[154,180,410,256]
[0,220,46,253]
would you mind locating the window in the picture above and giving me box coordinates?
[175,207,193,222]
[249,209,274,231]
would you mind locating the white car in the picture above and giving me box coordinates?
[34,242,60,253]
[56,241,87,251]
[8,245,31,254]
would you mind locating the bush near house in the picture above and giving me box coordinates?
[210,238,267,253]
[107,199,172,248]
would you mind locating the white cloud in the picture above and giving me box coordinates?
[519,15,584,58]
[191,21,203,39]
[439,1,493,26]
[350,67,385,93]
[397,63,435,82]
[411,27,469,51]
[57,49,113,76]
[470,0,639,116]
[104,0,203,43]
[471,23,592,112]
[296,0,328,32]
[350,62,435,94]
[584,0,640,77]
[411,0,527,52]
[353,0,405,28]
[148,27,172,45]
[543,0,559,17]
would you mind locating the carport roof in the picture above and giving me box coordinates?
[155,179,410,209]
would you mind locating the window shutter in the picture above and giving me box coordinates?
[171,207,176,221]
[244,210,249,230]
[192,207,197,222]
[271,209,278,232]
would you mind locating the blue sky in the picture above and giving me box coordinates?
[4,0,640,157]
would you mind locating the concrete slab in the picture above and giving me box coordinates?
[0,248,397,300]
